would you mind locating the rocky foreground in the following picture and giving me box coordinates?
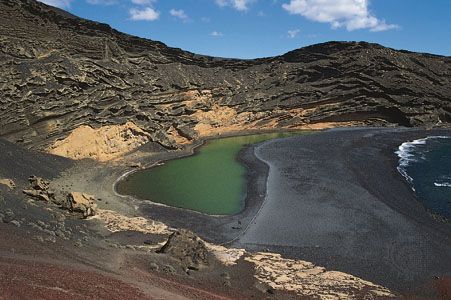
[1,0,451,157]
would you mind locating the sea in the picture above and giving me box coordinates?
[396,136,451,219]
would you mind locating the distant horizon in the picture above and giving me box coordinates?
[39,0,451,59]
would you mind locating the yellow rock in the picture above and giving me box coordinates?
[0,178,15,189]
[48,122,150,161]
[67,192,97,218]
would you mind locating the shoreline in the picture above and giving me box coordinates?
[113,127,305,198]
[104,129,300,245]
[111,129,311,243]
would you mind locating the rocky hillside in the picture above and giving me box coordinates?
[1,0,450,151]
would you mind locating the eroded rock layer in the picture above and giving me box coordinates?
[1,0,450,152]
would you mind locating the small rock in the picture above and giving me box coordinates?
[43,229,56,237]
[162,264,176,274]
[28,175,49,191]
[55,230,65,238]
[56,214,66,222]
[129,162,142,168]
[10,220,21,227]
[5,209,14,219]
[2,214,14,224]
[37,220,47,228]
[222,280,231,287]
[149,263,159,271]
[45,236,56,243]
[266,288,275,294]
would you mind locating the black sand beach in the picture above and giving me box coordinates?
[235,127,451,293]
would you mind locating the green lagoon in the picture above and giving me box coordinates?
[116,132,304,215]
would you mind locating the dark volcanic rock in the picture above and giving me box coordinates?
[0,0,450,150]
[22,175,55,202]
[28,175,49,191]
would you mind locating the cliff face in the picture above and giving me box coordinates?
[1,0,451,150]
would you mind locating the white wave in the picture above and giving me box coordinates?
[395,135,450,188]
[434,182,451,187]
[395,138,426,168]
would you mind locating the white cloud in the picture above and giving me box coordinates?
[210,31,224,37]
[131,0,155,5]
[282,0,398,32]
[86,0,117,5]
[129,7,160,21]
[215,0,256,11]
[170,9,189,21]
[287,28,300,38]
[37,0,71,8]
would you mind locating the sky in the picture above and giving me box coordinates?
[38,0,451,59]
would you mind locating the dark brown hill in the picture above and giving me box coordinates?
[1,0,450,150]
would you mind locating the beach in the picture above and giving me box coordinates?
[235,127,451,292]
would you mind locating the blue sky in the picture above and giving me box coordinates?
[39,0,451,59]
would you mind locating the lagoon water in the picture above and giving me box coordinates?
[116,132,301,215]
[397,136,451,219]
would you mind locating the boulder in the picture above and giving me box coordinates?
[128,162,142,168]
[22,176,55,202]
[29,175,49,191]
[158,229,210,269]
[23,189,51,202]
[0,179,15,189]
[66,192,97,218]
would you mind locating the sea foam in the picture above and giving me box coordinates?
[434,175,451,187]
[396,136,450,189]
[434,182,451,187]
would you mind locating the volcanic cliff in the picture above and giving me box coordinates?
[1,0,451,153]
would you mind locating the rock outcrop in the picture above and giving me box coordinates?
[66,192,97,218]
[93,209,169,235]
[158,229,210,269]
[21,175,96,218]
[22,175,55,202]
[0,0,450,154]
[245,252,395,299]
[48,122,150,161]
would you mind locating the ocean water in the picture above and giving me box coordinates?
[396,136,451,219]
